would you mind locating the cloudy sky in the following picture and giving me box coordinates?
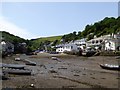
[0,1,118,39]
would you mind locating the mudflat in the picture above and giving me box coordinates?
[2,53,119,88]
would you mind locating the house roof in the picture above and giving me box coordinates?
[64,43,76,46]
[87,35,112,43]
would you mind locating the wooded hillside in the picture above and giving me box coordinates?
[62,17,120,42]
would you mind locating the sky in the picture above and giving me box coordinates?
[0,1,118,39]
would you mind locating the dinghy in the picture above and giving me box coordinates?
[23,59,36,66]
[2,63,25,69]
[3,69,32,75]
[100,64,120,71]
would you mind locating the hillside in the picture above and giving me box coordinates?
[31,35,62,42]
[0,31,62,51]
[1,16,120,51]
[30,35,62,50]
[1,31,26,43]
[62,16,120,42]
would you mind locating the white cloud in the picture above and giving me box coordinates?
[0,16,35,39]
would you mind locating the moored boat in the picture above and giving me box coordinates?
[82,50,96,57]
[23,59,36,66]
[3,69,32,75]
[100,64,120,71]
[2,63,26,69]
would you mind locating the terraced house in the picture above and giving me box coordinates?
[86,32,120,51]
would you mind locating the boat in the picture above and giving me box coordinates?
[25,62,36,66]
[82,51,96,57]
[100,64,120,71]
[116,56,120,59]
[2,63,26,69]
[3,69,32,75]
[15,57,21,61]
[23,59,36,66]
[51,57,58,60]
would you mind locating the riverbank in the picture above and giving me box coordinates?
[2,53,119,88]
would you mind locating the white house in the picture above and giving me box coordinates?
[105,33,120,51]
[86,36,104,50]
[56,43,79,53]
[68,38,87,50]
[56,44,64,53]
[73,38,87,50]
[105,40,116,51]
[63,43,79,52]
[86,33,120,51]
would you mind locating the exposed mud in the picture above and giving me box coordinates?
[2,53,119,88]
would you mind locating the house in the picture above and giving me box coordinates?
[63,43,79,52]
[86,36,104,50]
[104,33,120,51]
[56,43,79,53]
[0,40,14,55]
[86,33,120,51]
[73,38,87,50]
[55,44,64,53]
[105,40,116,51]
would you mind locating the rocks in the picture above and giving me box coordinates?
[0,72,9,80]
[49,70,58,73]
[58,67,67,70]
[73,74,79,76]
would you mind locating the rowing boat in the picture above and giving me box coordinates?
[100,64,120,71]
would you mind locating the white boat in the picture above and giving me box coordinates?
[100,64,120,71]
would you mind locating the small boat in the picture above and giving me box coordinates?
[100,64,120,71]
[2,64,25,69]
[3,69,32,75]
[82,51,96,57]
[25,62,36,66]
[51,57,58,60]
[23,59,36,66]
[51,57,61,62]
[2,63,26,69]
[15,57,21,61]
[116,56,120,59]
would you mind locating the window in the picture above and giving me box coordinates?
[71,46,73,49]
[92,40,95,44]
[100,40,103,43]
[96,40,98,43]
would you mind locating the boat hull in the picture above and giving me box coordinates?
[2,63,25,69]
[3,69,32,75]
[100,64,120,71]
